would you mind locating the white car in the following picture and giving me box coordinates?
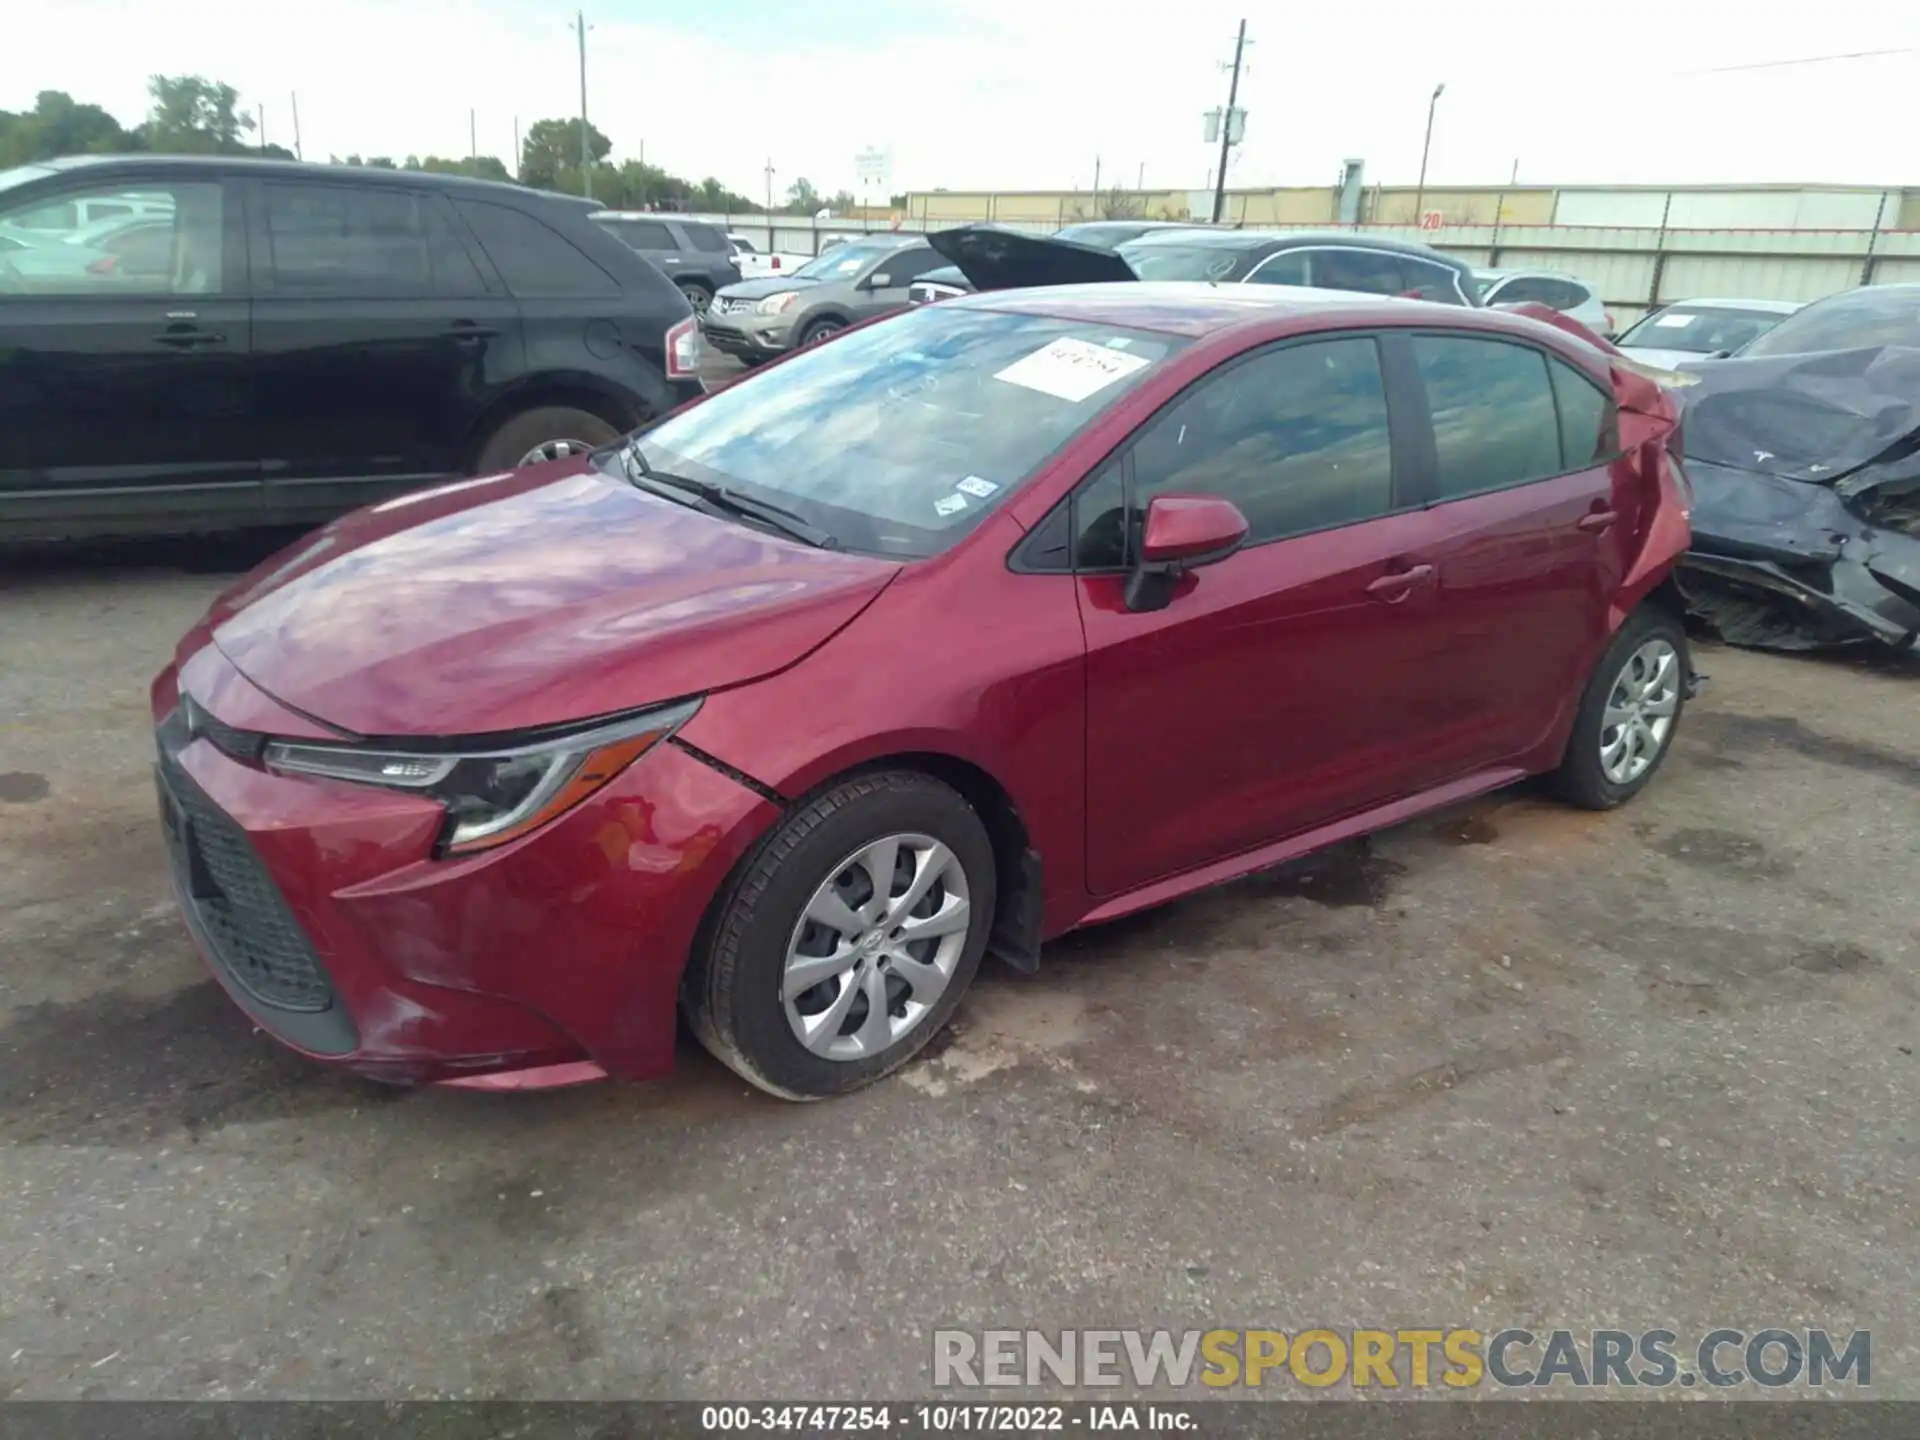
[1613,298,1806,369]
[728,233,812,280]
[1476,269,1614,337]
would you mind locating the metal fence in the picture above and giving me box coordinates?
[686,212,1920,327]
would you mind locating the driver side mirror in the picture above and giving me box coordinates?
[1123,494,1249,613]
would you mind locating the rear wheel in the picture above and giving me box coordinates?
[677,280,714,315]
[1549,605,1690,809]
[683,771,996,1100]
[473,405,620,474]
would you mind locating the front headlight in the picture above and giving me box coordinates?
[262,698,701,856]
[756,291,800,315]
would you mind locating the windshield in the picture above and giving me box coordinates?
[633,306,1185,557]
[1741,288,1920,358]
[1618,305,1794,355]
[790,242,900,281]
[1118,241,1244,282]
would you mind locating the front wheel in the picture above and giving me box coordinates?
[683,771,996,1100]
[797,317,845,348]
[1549,605,1690,810]
[473,405,620,473]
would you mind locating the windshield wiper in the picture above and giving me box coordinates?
[620,444,839,550]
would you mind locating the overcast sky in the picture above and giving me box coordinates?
[11,0,1920,199]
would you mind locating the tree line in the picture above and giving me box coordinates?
[2,81,906,216]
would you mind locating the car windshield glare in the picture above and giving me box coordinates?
[1741,290,1920,357]
[1120,242,1244,282]
[790,242,898,281]
[635,306,1185,557]
[1621,306,1790,355]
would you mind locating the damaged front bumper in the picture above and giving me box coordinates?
[1678,459,1920,652]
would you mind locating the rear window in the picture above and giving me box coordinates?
[458,201,620,297]
[683,222,730,253]
[634,306,1186,557]
[1412,335,1564,499]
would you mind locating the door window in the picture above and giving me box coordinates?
[1411,335,1565,499]
[682,222,731,253]
[1245,250,1311,287]
[1311,248,1405,296]
[0,181,222,295]
[1403,259,1466,303]
[879,247,946,285]
[263,183,440,293]
[1074,336,1397,566]
[1549,359,1619,466]
[458,200,621,297]
[597,217,675,250]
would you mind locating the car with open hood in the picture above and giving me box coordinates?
[923,225,1480,307]
[154,282,1693,1101]
[909,219,1204,304]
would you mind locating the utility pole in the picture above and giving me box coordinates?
[1510,157,1519,184]
[257,103,268,157]
[1137,161,1145,189]
[1210,19,1247,224]
[764,157,776,216]
[1092,155,1101,199]
[574,11,593,199]
[469,108,477,161]
[1413,82,1446,223]
[290,92,303,161]
[513,116,521,180]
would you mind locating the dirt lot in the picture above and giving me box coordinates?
[0,544,1915,1401]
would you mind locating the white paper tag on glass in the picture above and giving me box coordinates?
[994,337,1149,402]
[956,475,999,498]
[934,494,969,517]
[1653,313,1694,328]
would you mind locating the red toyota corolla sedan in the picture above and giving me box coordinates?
[153,284,1694,1100]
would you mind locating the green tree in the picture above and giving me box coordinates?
[784,176,821,214]
[0,91,130,166]
[137,75,253,153]
[826,189,857,213]
[413,155,511,183]
[520,118,610,190]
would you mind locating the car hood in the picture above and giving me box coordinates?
[717,274,825,300]
[929,225,1138,292]
[202,462,902,738]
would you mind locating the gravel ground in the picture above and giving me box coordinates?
[0,543,1914,1402]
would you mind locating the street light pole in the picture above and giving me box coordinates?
[1210,18,1247,225]
[1413,82,1445,223]
[575,11,593,200]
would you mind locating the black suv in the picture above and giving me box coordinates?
[0,155,703,542]
[590,212,742,315]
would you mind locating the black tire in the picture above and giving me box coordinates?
[798,317,845,347]
[677,280,714,315]
[473,405,620,474]
[1549,604,1691,810]
[683,771,997,1100]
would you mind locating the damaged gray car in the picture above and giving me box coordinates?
[1675,284,1920,652]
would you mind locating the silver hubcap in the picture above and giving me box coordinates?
[1600,638,1680,785]
[782,833,971,1062]
[804,323,841,345]
[683,287,711,313]
[516,438,592,467]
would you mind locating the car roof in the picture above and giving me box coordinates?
[35,153,589,209]
[951,281,1531,339]
[1476,267,1583,282]
[1123,227,1470,266]
[1648,297,1806,314]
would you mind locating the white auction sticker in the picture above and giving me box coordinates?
[994,336,1150,402]
[934,494,969,517]
[1653,313,1695,328]
[956,475,999,498]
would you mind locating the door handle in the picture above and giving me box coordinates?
[444,322,499,342]
[153,328,224,348]
[1576,509,1619,533]
[1365,563,1435,603]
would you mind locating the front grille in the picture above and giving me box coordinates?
[158,715,335,1014]
[700,320,750,344]
[715,296,758,315]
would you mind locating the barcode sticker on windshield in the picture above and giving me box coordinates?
[994,337,1150,402]
[1653,313,1694,327]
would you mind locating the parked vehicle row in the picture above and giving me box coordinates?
[0,155,704,542]
[152,280,1696,1099]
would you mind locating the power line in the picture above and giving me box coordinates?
[1684,46,1914,75]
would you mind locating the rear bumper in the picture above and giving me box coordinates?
[151,651,781,1084]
